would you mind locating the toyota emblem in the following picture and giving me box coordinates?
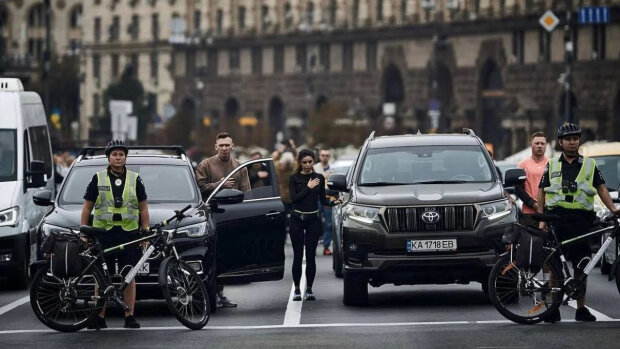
[421,211,441,224]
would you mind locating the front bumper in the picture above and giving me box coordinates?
[341,213,514,285]
[0,233,27,273]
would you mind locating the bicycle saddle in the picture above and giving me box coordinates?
[79,225,107,236]
[527,213,563,222]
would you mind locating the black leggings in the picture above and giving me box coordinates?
[289,214,322,289]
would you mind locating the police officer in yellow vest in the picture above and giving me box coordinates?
[81,140,150,329]
[537,123,619,323]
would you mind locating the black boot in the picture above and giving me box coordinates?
[575,307,596,322]
[86,316,107,330]
[124,315,141,328]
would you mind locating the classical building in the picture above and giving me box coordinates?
[167,0,620,158]
[0,0,83,81]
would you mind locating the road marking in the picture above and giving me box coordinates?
[0,296,29,317]
[567,300,614,321]
[283,262,306,326]
[4,318,620,334]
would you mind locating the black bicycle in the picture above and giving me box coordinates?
[30,205,210,332]
[488,212,620,324]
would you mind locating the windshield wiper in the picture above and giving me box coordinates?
[358,182,409,186]
[412,180,469,184]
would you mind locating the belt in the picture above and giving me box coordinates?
[293,210,319,215]
[293,210,320,220]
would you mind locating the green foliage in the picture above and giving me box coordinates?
[309,101,369,148]
[29,55,80,138]
[103,66,149,141]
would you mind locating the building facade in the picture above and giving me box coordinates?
[167,0,620,158]
[1,0,83,80]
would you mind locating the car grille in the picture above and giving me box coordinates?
[384,206,476,232]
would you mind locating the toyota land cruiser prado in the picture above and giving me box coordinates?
[328,130,517,306]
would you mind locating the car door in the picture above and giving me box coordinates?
[208,158,286,284]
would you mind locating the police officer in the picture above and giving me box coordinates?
[81,140,150,329]
[537,123,619,323]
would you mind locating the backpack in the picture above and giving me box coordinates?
[48,233,83,278]
[514,224,547,274]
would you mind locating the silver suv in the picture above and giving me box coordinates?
[328,130,517,306]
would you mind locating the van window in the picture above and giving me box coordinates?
[0,129,17,182]
[29,126,53,178]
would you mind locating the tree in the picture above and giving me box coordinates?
[29,55,80,141]
[103,66,150,142]
[309,101,369,148]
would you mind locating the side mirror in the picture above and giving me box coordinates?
[26,160,46,188]
[33,190,54,206]
[211,189,244,206]
[327,173,348,192]
[504,168,526,187]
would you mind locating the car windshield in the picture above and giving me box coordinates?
[59,164,200,204]
[592,155,620,191]
[358,145,495,185]
[0,129,17,182]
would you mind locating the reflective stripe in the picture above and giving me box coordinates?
[93,170,140,231]
[544,157,596,211]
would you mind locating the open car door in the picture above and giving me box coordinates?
[207,158,286,284]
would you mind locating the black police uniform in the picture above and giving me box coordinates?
[84,167,147,274]
[539,155,605,267]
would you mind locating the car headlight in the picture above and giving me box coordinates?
[0,207,19,227]
[40,223,75,238]
[480,200,513,221]
[177,222,207,238]
[345,205,381,225]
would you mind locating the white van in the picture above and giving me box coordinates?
[0,78,55,288]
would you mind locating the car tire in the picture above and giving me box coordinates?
[343,272,368,306]
[333,245,343,278]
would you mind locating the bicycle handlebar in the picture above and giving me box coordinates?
[152,204,192,230]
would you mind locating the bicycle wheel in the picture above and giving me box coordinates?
[488,252,565,324]
[161,258,210,330]
[30,264,105,332]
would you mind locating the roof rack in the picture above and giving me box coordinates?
[78,145,186,157]
[462,128,477,137]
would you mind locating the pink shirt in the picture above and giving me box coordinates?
[517,156,549,214]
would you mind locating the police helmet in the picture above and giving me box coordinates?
[557,123,581,139]
[105,139,128,157]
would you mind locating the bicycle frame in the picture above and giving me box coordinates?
[77,229,179,295]
[543,221,618,290]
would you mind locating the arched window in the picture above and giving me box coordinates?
[27,3,45,28]
[69,4,83,29]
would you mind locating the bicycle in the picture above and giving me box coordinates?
[487,212,620,324]
[30,205,210,332]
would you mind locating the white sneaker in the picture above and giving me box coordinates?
[304,289,315,301]
[292,291,302,301]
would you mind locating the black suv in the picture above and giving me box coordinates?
[32,146,286,309]
[328,130,517,306]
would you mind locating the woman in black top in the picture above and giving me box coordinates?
[289,149,340,301]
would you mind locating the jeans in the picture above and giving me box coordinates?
[321,205,333,249]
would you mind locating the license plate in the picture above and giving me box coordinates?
[137,262,150,274]
[407,239,457,252]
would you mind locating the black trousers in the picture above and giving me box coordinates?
[289,213,322,289]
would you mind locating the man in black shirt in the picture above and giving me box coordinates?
[81,140,150,329]
[537,123,619,323]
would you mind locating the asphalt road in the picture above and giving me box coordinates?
[2,240,620,349]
